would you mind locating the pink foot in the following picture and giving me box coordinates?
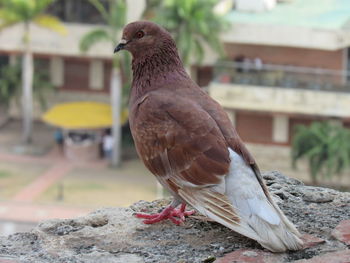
[135,203,195,225]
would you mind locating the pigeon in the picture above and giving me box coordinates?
[114,21,303,252]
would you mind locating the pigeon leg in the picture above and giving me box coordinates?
[135,202,195,225]
[170,203,195,222]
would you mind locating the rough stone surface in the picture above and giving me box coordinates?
[0,171,349,263]
[332,220,350,245]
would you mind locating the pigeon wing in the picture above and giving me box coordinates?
[130,90,240,223]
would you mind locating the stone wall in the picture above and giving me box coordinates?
[0,171,349,263]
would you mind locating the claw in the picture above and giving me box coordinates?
[134,203,195,225]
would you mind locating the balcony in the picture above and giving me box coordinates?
[209,61,350,118]
[213,61,350,93]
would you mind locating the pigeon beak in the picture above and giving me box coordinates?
[114,39,128,53]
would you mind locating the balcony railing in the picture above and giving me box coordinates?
[213,61,350,92]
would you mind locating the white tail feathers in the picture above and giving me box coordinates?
[222,149,303,252]
[178,148,303,252]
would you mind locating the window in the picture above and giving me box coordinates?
[50,57,64,87]
[64,58,89,90]
[89,60,104,90]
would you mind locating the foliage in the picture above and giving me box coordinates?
[0,62,20,109]
[80,29,111,52]
[79,0,127,57]
[146,0,229,66]
[0,61,54,110]
[0,0,66,143]
[0,0,66,34]
[79,0,131,108]
[32,61,55,110]
[292,121,350,184]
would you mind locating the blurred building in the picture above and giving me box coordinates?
[0,0,145,118]
[1,0,350,146]
[209,0,350,145]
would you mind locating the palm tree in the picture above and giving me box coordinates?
[80,0,131,167]
[147,0,229,67]
[292,121,350,185]
[0,0,66,144]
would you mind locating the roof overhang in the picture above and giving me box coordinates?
[0,23,114,58]
[209,83,350,118]
[221,23,350,51]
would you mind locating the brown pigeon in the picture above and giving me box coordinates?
[114,21,303,252]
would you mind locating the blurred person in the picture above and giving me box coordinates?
[54,129,64,153]
[254,57,263,71]
[234,54,245,72]
[103,128,114,160]
[242,57,252,72]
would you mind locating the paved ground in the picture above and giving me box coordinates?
[13,161,73,202]
[0,146,159,235]
[0,120,159,235]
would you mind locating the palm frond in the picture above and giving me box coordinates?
[193,38,204,64]
[79,28,110,52]
[88,0,109,22]
[0,8,22,29]
[32,0,53,15]
[291,121,350,184]
[109,0,126,29]
[149,0,228,66]
[33,14,67,35]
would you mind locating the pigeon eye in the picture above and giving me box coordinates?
[135,31,145,39]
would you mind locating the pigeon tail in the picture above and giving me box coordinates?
[178,148,303,252]
[221,148,303,252]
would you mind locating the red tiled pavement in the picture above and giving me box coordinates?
[12,162,73,202]
[295,250,350,263]
[0,200,90,223]
[332,220,350,246]
[0,152,51,165]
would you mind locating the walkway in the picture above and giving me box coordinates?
[0,148,109,227]
[13,161,73,202]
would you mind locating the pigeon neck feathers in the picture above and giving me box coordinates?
[131,36,188,100]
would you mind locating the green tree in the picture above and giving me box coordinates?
[292,121,350,185]
[147,0,228,66]
[79,0,131,166]
[0,62,20,110]
[0,0,66,144]
[0,61,54,111]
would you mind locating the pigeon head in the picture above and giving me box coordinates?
[114,21,177,60]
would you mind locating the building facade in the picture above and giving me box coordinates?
[209,0,350,145]
[0,0,145,118]
[1,0,350,147]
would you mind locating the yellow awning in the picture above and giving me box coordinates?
[42,102,128,130]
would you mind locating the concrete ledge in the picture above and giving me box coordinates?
[0,171,349,263]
